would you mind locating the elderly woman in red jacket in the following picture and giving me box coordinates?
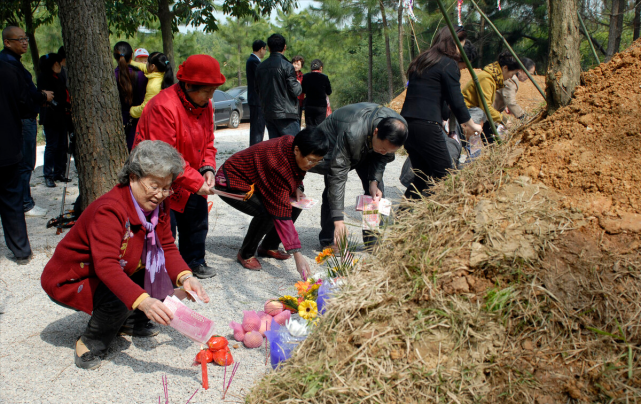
[215,128,328,279]
[41,141,210,370]
[133,55,225,279]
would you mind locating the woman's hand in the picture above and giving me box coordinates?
[203,171,215,188]
[293,252,311,281]
[183,277,210,303]
[138,297,174,326]
[197,180,213,195]
[295,188,305,202]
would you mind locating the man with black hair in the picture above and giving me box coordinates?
[0,60,33,263]
[255,33,302,138]
[0,26,52,218]
[308,102,408,248]
[247,39,267,146]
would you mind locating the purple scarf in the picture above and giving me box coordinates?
[130,188,174,301]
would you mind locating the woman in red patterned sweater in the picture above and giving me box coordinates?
[215,129,328,279]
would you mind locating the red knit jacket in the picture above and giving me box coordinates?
[215,136,304,252]
[133,83,216,213]
[40,185,190,314]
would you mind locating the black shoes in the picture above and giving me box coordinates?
[191,263,216,279]
[119,321,160,338]
[74,338,101,370]
[55,175,72,182]
[45,177,56,187]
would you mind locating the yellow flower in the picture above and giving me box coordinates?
[295,281,311,296]
[279,295,297,303]
[298,300,318,320]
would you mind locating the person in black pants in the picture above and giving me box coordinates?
[302,59,332,129]
[246,39,267,146]
[37,53,71,188]
[0,60,32,263]
[400,27,482,199]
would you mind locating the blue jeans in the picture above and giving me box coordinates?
[265,118,300,139]
[19,118,37,211]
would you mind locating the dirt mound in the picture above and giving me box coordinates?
[516,41,641,217]
[389,70,546,114]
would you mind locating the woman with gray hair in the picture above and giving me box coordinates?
[41,140,210,370]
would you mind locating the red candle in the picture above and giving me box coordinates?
[201,359,208,390]
[196,349,212,390]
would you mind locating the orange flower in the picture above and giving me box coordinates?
[295,281,311,296]
[315,247,334,264]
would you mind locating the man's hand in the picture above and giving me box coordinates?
[369,181,382,202]
[333,220,347,247]
[183,277,210,303]
[203,171,215,188]
[43,90,54,102]
[295,188,305,202]
[138,297,174,326]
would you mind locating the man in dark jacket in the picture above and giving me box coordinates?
[308,103,408,248]
[246,39,267,146]
[0,26,52,218]
[255,33,302,139]
[0,60,33,263]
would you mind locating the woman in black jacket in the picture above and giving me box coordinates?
[302,59,332,128]
[400,27,482,199]
[37,53,71,188]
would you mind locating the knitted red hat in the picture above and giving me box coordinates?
[176,54,226,86]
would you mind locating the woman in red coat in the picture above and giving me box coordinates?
[133,54,226,279]
[41,141,210,370]
[215,128,328,279]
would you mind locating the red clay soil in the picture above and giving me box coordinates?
[388,69,546,114]
[516,40,641,217]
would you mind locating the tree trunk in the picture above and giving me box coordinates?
[398,4,407,84]
[379,0,394,102]
[158,0,175,72]
[546,0,581,114]
[605,0,625,60]
[367,7,373,103]
[478,16,485,68]
[57,0,128,209]
[410,30,416,61]
[237,41,242,86]
[633,1,640,41]
[21,0,39,78]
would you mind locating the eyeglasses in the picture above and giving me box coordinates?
[305,156,323,165]
[6,37,29,43]
[139,180,174,197]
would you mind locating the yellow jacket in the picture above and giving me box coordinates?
[461,62,505,124]
[129,61,164,119]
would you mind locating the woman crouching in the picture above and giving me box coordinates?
[41,141,210,370]
[215,129,328,279]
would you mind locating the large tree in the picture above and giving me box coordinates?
[605,0,625,60]
[57,0,128,209]
[546,0,581,114]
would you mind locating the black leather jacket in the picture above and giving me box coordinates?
[255,52,301,120]
[309,103,407,220]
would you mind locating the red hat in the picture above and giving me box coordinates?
[176,55,226,86]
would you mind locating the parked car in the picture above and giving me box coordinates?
[226,86,250,120]
[213,89,242,128]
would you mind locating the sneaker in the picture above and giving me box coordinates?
[74,338,101,370]
[119,321,160,338]
[25,205,48,217]
[191,263,216,279]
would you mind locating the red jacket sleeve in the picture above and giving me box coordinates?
[204,105,217,169]
[273,219,301,252]
[140,104,205,194]
[86,204,147,310]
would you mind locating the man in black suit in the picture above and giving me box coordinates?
[246,39,267,146]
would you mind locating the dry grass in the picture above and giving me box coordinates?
[246,135,641,403]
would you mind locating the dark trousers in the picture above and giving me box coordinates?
[319,156,384,247]
[305,106,326,129]
[170,193,208,268]
[43,124,68,179]
[0,163,32,258]
[80,270,146,356]
[249,105,266,146]
[19,118,37,211]
[265,118,300,139]
[404,119,452,199]
[219,193,302,259]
